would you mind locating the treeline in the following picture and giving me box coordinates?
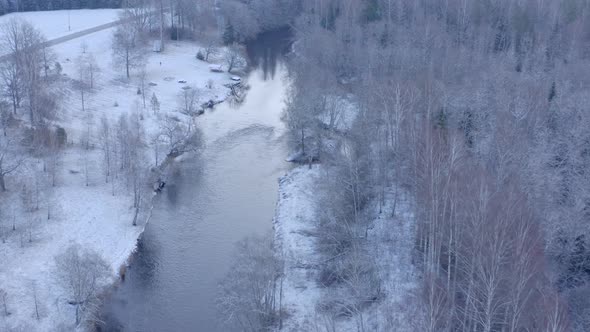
[220,0,301,43]
[276,0,590,331]
[0,0,122,15]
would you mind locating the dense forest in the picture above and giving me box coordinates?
[221,0,590,331]
[0,0,122,14]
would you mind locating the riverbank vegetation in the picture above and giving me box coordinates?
[221,0,590,331]
[217,233,284,331]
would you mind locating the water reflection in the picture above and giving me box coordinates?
[246,27,292,80]
[99,29,291,332]
[129,237,158,289]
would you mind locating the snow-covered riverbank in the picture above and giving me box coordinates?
[273,166,419,331]
[0,9,241,331]
[273,166,322,330]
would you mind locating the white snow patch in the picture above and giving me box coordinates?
[273,166,322,331]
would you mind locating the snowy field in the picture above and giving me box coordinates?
[0,10,239,331]
[0,9,121,40]
[274,166,418,331]
[0,147,142,331]
[54,25,233,144]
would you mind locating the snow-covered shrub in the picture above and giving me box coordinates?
[196,50,205,61]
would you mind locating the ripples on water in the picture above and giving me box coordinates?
[99,28,293,332]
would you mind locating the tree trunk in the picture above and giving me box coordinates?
[11,95,17,115]
[75,304,80,325]
[0,174,6,191]
[126,49,130,79]
[132,207,139,226]
[81,89,85,112]
[159,1,165,51]
[29,105,34,124]
[301,128,305,155]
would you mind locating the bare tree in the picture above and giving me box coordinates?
[0,137,24,191]
[73,79,89,113]
[139,66,148,108]
[40,41,56,80]
[0,18,24,115]
[158,115,203,158]
[202,35,219,62]
[217,233,284,331]
[1,19,45,123]
[224,43,246,73]
[0,288,9,316]
[151,132,164,168]
[283,82,315,159]
[112,21,145,79]
[155,0,166,51]
[76,51,99,89]
[82,109,94,150]
[0,60,22,116]
[0,103,10,136]
[219,1,261,42]
[150,92,160,114]
[54,244,110,326]
[178,87,200,115]
[124,0,151,38]
[114,112,147,220]
[19,21,45,124]
[46,131,62,188]
[30,280,41,320]
[98,116,113,183]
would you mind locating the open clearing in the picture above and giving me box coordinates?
[0,9,121,40]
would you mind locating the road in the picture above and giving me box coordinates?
[0,7,170,61]
[43,19,124,48]
[0,17,127,61]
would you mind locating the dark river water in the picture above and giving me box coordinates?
[100,29,291,332]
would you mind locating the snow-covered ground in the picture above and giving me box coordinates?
[0,10,240,331]
[274,166,418,331]
[0,9,121,40]
[0,147,142,331]
[273,166,323,330]
[54,25,234,144]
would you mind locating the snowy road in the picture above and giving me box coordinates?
[0,8,167,60]
[0,17,125,61]
[43,19,123,48]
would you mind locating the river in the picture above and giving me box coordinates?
[99,29,292,331]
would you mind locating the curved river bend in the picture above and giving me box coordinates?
[100,30,291,332]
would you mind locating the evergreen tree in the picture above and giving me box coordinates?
[362,0,381,23]
[223,22,235,45]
